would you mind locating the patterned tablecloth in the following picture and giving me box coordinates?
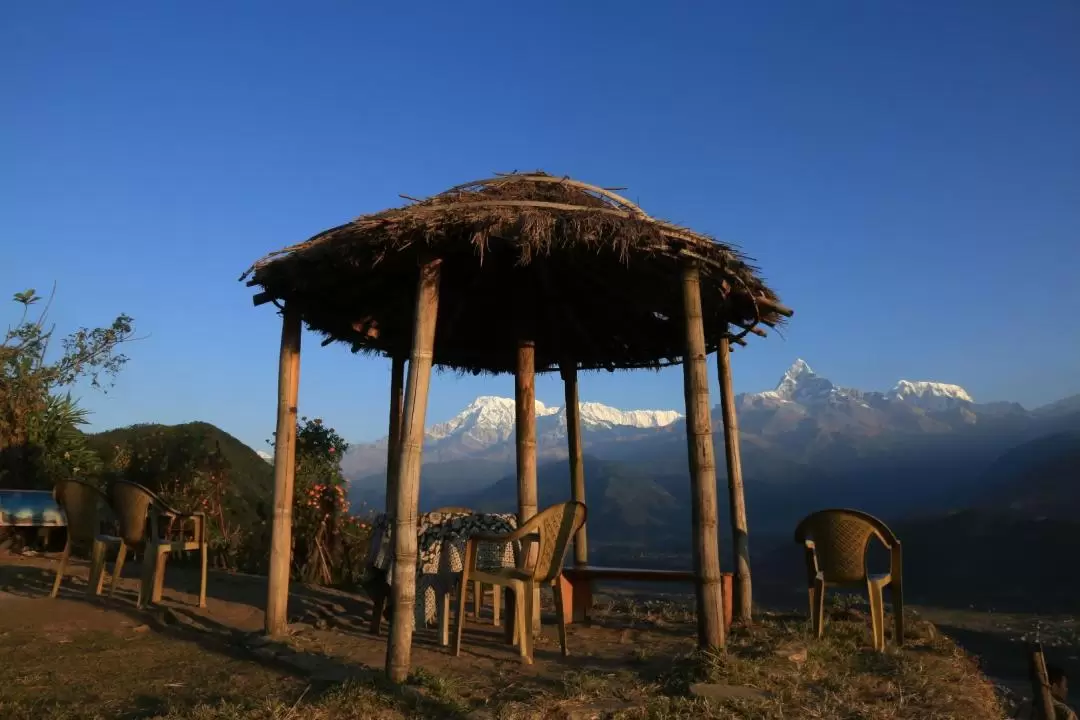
[366,510,519,624]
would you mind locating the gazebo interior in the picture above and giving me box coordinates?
[242,171,792,682]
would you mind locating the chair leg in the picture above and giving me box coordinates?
[439,589,451,647]
[521,583,535,664]
[514,586,528,660]
[198,542,208,608]
[892,581,904,646]
[810,578,826,638]
[109,542,128,598]
[87,540,107,598]
[152,550,168,603]
[51,539,71,598]
[552,580,569,657]
[867,582,885,651]
[472,580,481,619]
[503,588,517,646]
[139,550,157,608]
[370,585,386,635]
[493,584,501,627]
[452,569,470,657]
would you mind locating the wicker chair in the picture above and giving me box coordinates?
[794,508,904,651]
[90,480,208,609]
[452,501,587,664]
[50,479,123,598]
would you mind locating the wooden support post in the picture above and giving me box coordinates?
[1028,643,1055,720]
[266,305,302,637]
[680,264,726,649]
[385,259,441,684]
[385,356,406,516]
[515,339,540,635]
[560,362,588,568]
[717,334,752,623]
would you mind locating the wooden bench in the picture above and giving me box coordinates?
[558,566,711,624]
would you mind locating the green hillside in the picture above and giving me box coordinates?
[86,421,273,527]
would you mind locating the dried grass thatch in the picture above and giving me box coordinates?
[241,172,790,375]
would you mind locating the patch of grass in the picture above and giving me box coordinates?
[0,595,1007,720]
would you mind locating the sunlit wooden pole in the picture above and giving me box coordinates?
[681,264,726,649]
[386,259,441,683]
[560,361,588,567]
[516,339,540,635]
[717,333,752,623]
[266,305,301,636]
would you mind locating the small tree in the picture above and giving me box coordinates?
[268,417,371,585]
[1,287,136,489]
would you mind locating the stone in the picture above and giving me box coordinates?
[773,643,808,664]
[689,683,772,702]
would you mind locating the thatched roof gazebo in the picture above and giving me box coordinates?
[241,172,792,682]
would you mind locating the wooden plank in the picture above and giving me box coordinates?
[266,305,301,636]
[386,259,441,684]
[681,264,726,649]
[717,334,752,623]
[563,566,695,582]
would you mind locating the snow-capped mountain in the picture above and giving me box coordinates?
[427,395,681,448]
[744,359,975,413]
[342,359,1035,486]
[340,395,682,482]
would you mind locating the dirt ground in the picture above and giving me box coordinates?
[0,548,1019,719]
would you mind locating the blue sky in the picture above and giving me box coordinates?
[3,1,1078,450]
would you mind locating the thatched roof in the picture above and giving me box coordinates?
[241,172,791,375]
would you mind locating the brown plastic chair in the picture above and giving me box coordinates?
[90,480,208,609]
[50,479,123,598]
[452,501,587,664]
[794,508,904,651]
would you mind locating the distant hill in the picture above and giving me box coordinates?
[87,421,273,526]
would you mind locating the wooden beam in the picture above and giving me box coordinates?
[717,333,752,624]
[756,296,794,318]
[253,291,274,307]
[561,362,588,567]
[385,356,406,516]
[680,264,726,650]
[386,259,442,684]
[516,338,540,636]
[1028,643,1055,720]
[266,305,302,636]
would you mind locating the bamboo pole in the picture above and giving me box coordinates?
[1028,643,1055,720]
[266,305,302,637]
[560,362,588,567]
[717,334,752,623]
[680,264,726,649]
[386,259,442,684]
[515,339,540,634]
[385,356,406,516]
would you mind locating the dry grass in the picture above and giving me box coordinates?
[0,596,1007,720]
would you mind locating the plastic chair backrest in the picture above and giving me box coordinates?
[53,479,110,545]
[108,480,162,547]
[793,508,899,585]
[518,501,587,584]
